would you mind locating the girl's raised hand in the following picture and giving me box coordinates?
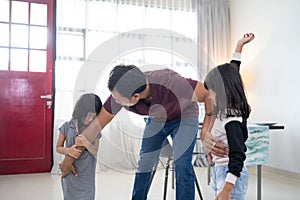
[238,33,255,46]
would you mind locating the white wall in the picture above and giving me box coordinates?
[230,0,300,173]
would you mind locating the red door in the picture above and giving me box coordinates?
[0,0,54,174]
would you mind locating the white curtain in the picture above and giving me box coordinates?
[194,0,231,75]
[51,0,230,174]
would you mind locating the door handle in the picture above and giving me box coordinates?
[40,94,52,99]
[46,101,52,109]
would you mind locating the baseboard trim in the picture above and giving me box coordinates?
[248,165,300,182]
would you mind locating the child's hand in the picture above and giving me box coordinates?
[75,135,88,147]
[238,33,255,46]
[75,136,84,147]
[67,145,82,159]
[204,132,228,158]
[215,182,233,200]
[215,190,230,200]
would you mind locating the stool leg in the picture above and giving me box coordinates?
[163,159,170,200]
[207,165,211,185]
[147,161,159,196]
[193,168,203,200]
[170,159,175,189]
[171,168,175,189]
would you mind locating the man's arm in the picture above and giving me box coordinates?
[75,134,100,156]
[191,83,211,137]
[192,84,212,141]
[59,107,114,177]
[82,106,114,142]
[191,83,228,158]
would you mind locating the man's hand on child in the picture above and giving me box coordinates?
[204,132,228,158]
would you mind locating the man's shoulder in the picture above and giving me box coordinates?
[146,68,182,80]
[146,68,180,85]
[145,68,175,75]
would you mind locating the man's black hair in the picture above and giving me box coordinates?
[108,65,147,99]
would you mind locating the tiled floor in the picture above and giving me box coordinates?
[0,166,299,200]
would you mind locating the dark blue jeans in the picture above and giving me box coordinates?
[132,117,198,200]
